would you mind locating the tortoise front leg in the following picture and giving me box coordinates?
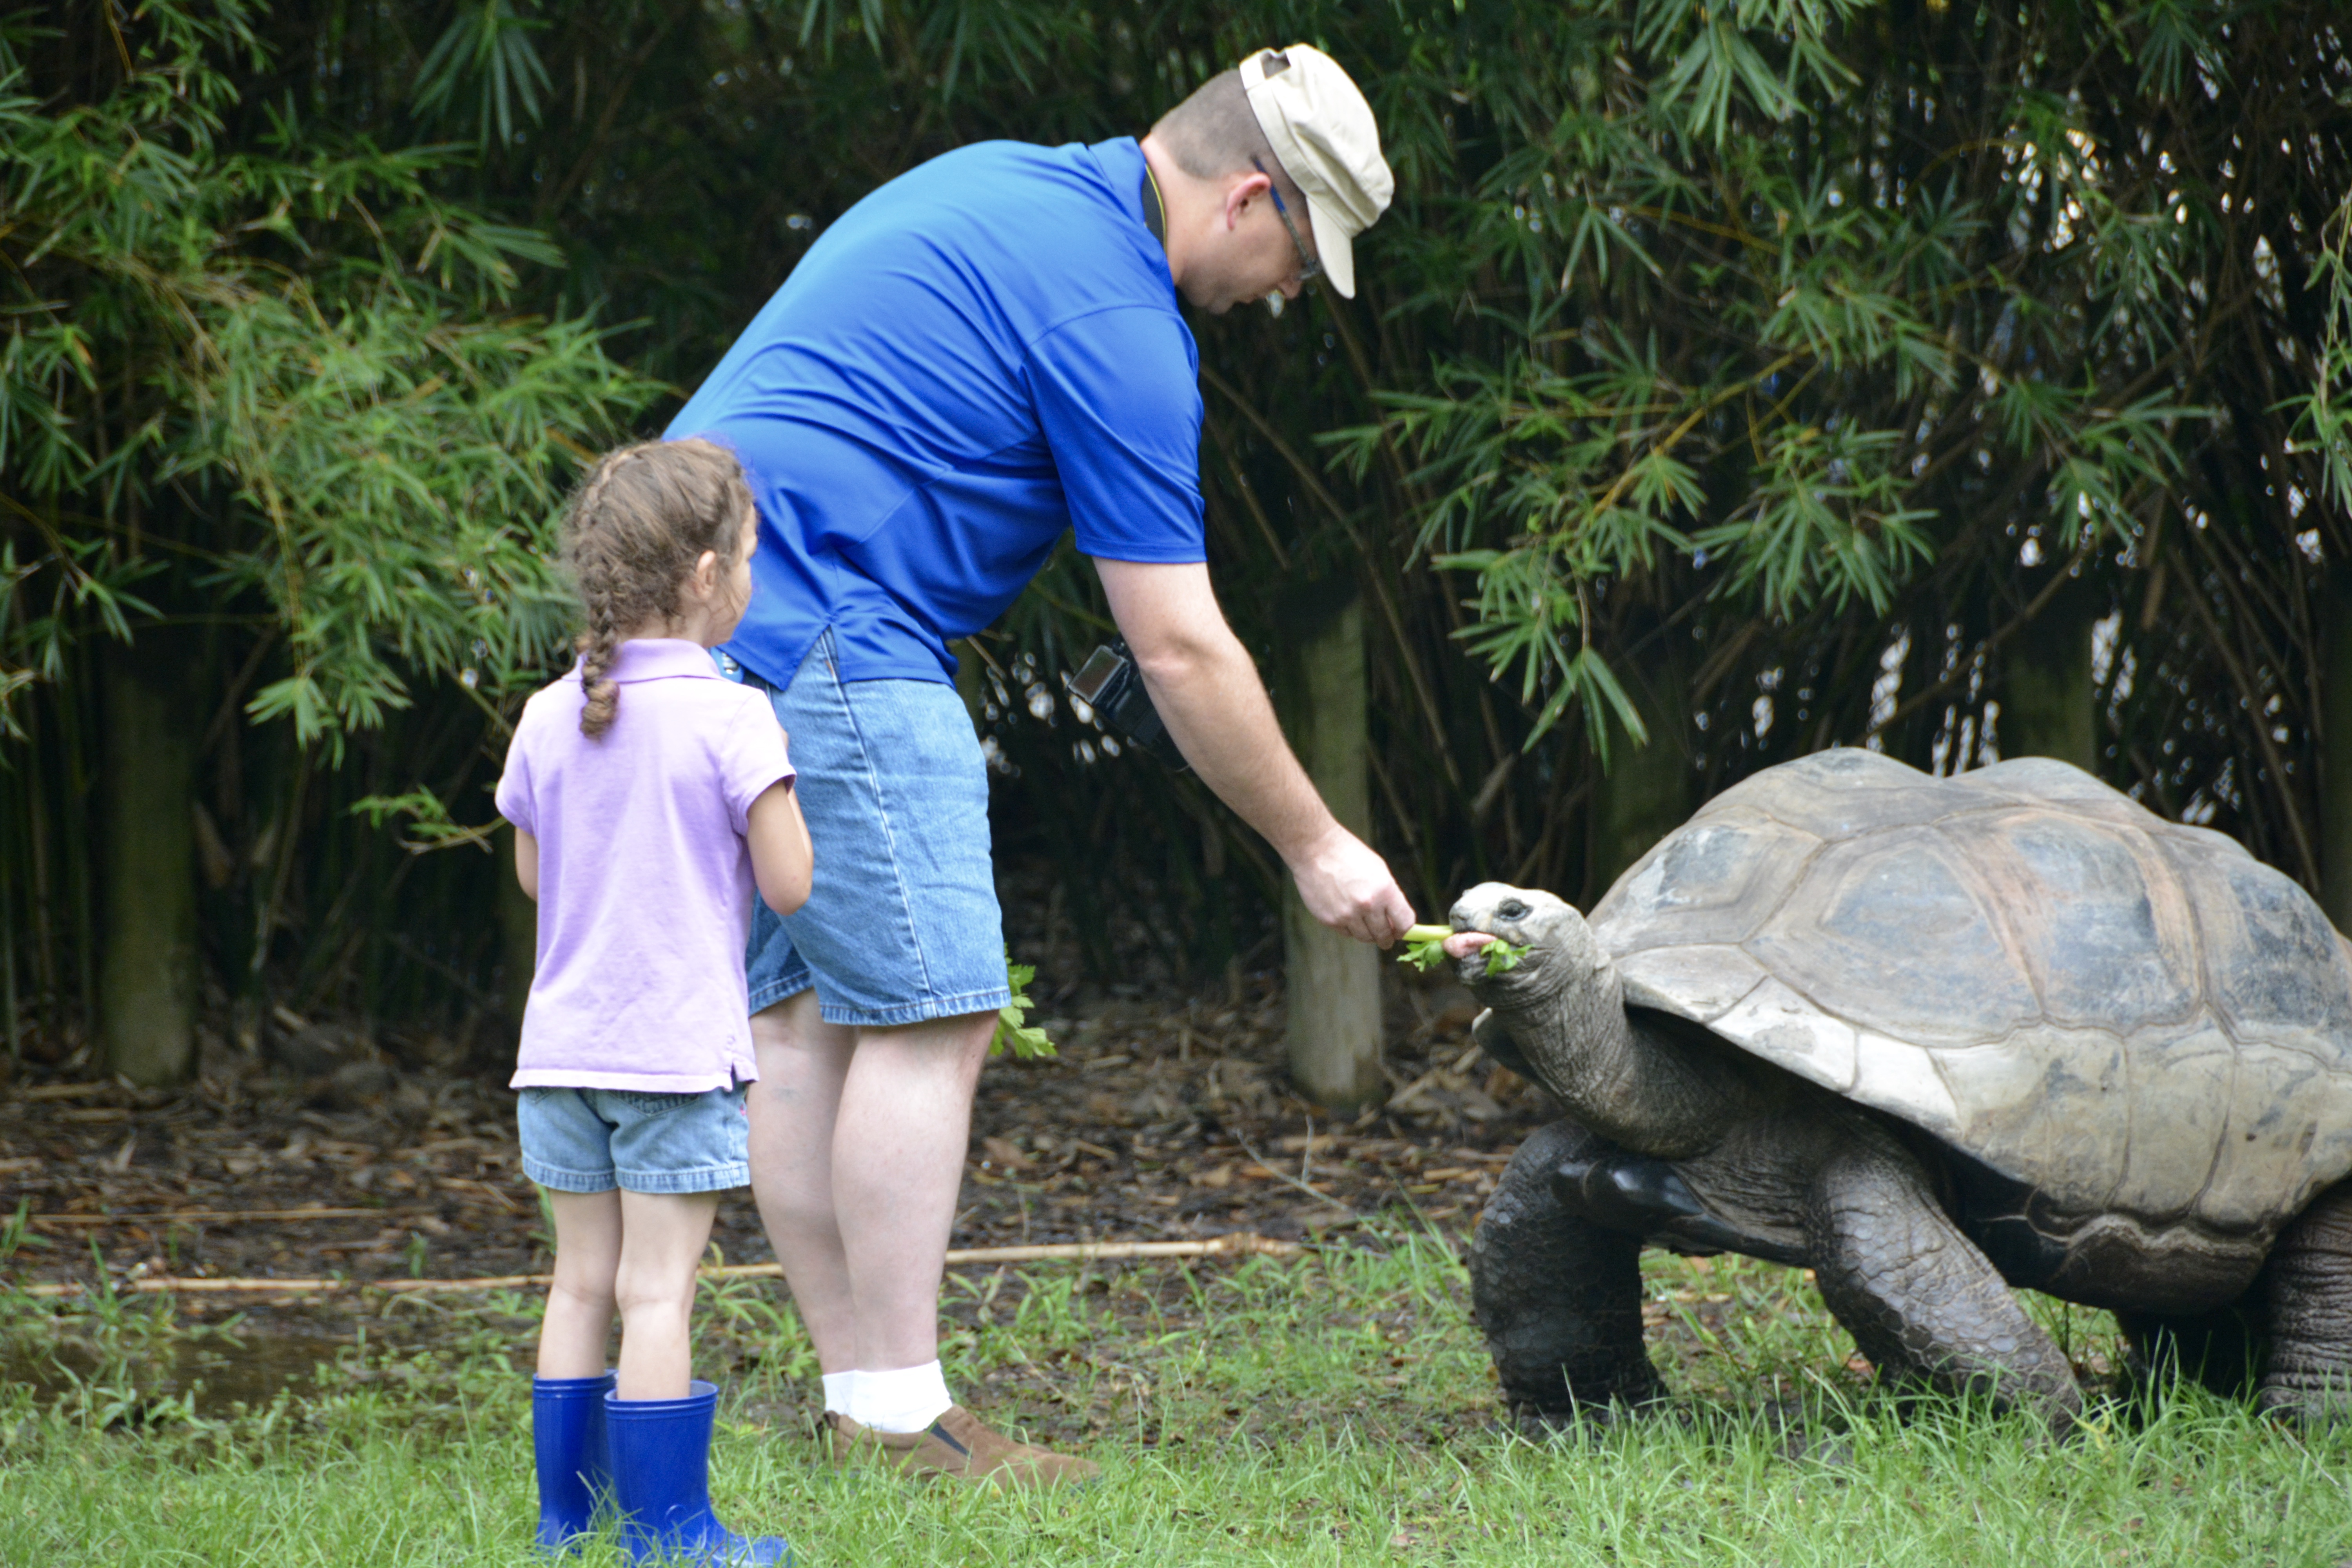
[1805,1137,2082,1429]
[2259,1178,2352,1422]
[1470,1119,1661,1423]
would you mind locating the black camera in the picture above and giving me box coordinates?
[1064,639,1189,771]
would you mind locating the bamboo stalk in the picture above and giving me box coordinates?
[6,1232,1303,1298]
[3,837,17,1065]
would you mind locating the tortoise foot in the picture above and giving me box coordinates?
[1473,1121,1662,1416]
[1505,1391,1677,1439]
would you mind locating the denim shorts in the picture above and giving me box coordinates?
[720,632,1011,1028]
[517,1084,751,1195]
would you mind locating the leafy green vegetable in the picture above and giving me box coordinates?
[1396,939,1452,974]
[1396,927,1530,978]
[991,949,1056,1058]
[1481,942,1530,975]
[1396,924,1453,973]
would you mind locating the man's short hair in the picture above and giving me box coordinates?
[1150,68,1305,206]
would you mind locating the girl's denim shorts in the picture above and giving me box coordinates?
[517,1083,751,1195]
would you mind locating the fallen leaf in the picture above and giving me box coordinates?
[980,1136,1034,1171]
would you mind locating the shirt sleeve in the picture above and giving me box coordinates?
[719,689,797,834]
[1027,305,1207,564]
[494,718,537,837]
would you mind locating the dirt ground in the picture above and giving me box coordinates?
[0,961,1552,1311]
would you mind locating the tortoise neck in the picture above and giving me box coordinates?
[1498,959,1739,1159]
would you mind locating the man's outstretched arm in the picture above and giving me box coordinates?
[1094,558,1414,946]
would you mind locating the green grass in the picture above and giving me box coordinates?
[3,1231,2347,1565]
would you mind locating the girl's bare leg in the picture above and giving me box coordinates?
[613,1190,721,1401]
[539,1189,623,1379]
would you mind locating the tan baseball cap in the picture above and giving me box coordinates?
[1240,45,1393,298]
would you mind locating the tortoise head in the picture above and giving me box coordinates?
[1445,882,1602,1005]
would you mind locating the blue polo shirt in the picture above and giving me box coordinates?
[665,137,1207,688]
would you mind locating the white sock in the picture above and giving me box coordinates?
[852,1361,953,1434]
[820,1370,858,1416]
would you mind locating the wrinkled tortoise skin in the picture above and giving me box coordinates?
[1596,750,2352,1307]
[1462,750,2352,1428]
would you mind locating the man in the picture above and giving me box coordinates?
[664,44,1412,1485]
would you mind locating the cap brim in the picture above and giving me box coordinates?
[1306,198,1357,298]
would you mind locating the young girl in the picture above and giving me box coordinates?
[499,437,812,1564]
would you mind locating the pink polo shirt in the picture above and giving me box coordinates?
[495,639,794,1092]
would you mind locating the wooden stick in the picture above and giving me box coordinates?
[16,1082,118,1103]
[26,1208,417,1228]
[5,1232,1302,1299]
[11,1276,511,1298]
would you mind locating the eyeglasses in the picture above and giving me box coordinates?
[1251,156,1321,283]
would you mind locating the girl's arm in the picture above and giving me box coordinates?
[746,781,813,915]
[513,827,541,902]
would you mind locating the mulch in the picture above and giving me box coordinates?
[0,967,1553,1310]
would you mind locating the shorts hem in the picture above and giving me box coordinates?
[747,976,815,1016]
[815,987,1013,1030]
[524,1158,617,1194]
[616,1163,749,1195]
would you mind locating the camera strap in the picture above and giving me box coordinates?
[1140,167,1167,247]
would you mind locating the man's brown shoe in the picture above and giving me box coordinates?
[827,1405,1099,1489]
[815,1408,860,1467]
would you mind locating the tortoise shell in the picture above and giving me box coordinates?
[1593,749,2352,1240]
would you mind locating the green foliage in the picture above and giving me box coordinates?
[990,947,1055,1059]
[348,789,499,855]
[0,0,655,753]
[1480,940,1527,975]
[7,0,2350,1043]
[5,1242,2347,1563]
[1397,931,1527,976]
[191,281,645,750]
[0,1198,42,1261]
[2291,191,2352,518]
[412,0,552,146]
[1396,935,1450,973]
[1340,0,2236,763]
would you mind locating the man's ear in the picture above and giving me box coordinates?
[1221,168,1272,231]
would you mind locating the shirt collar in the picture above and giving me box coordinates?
[575,639,725,684]
[1087,136,1176,296]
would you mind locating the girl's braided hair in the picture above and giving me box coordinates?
[559,437,753,739]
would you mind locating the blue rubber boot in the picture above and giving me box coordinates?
[606,1381,790,1566]
[533,1370,615,1553]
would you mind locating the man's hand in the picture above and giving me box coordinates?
[1094,559,1416,947]
[1290,823,1416,946]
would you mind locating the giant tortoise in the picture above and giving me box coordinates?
[1448,749,2352,1427]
